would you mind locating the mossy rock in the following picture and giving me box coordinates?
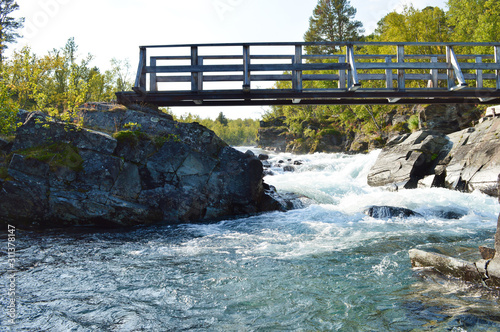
[17,142,83,172]
[113,130,150,147]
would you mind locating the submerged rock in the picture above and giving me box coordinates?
[0,108,290,228]
[364,205,421,218]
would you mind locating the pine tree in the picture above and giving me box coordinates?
[0,0,24,62]
[304,0,364,54]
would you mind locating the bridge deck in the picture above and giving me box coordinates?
[116,42,500,107]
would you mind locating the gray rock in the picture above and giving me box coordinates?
[443,118,500,196]
[12,112,117,154]
[364,206,421,218]
[367,131,449,189]
[1,108,289,228]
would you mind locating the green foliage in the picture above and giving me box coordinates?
[0,37,133,132]
[113,130,149,147]
[408,115,420,132]
[0,74,19,135]
[18,142,83,172]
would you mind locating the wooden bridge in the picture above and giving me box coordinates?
[116,42,500,107]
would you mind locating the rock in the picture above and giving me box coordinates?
[443,118,500,196]
[416,104,482,134]
[258,154,269,161]
[479,246,496,260]
[487,175,500,286]
[0,109,291,228]
[283,165,295,172]
[0,137,9,151]
[409,249,483,284]
[257,117,289,152]
[368,117,500,198]
[364,205,421,218]
[367,131,449,189]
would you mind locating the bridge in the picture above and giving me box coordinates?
[116,42,500,107]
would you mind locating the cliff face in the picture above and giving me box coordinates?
[367,116,500,198]
[0,109,282,228]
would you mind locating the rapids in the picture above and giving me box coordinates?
[2,149,500,331]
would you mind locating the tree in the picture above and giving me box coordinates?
[216,112,228,126]
[447,0,500,53]
[0,0,24,61]
[370,5,450,54]
[304,0,364,54]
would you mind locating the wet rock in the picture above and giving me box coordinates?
[364,206,421,218]
[258,154,269,161]
[283,165,295,172]
[368,117,500,198]
[409,249,483,284]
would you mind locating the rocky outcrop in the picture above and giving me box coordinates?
[368,116,500,198]
[441,118,500,196]
[416,104,482,134]
[257,117,289,152]
[0,109,286,228]
[367,131,449,190]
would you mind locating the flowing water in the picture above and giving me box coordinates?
[2,149,500,331]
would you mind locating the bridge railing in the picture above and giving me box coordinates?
[120,42,500,106]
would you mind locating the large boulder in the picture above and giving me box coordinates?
[0,109,287,228]
[442,117,500,196]
[367,131,449,189]
[368,117,500,198]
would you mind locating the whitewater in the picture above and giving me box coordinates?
[2,149,500,331]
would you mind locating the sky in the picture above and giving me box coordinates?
[10,0,448,119]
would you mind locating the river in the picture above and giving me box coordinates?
[3,149,500,331]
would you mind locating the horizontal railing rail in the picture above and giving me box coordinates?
[118,41,500,107]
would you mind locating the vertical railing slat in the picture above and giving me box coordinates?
[338,55,346,89]
[476,56,483,88]
[243,45,250,91]
[385,56,393,89]
[293,45,303,91]
[150,57,157,92]
[430,56,438,88]
[397,45,405,91]
[191,46,199,92]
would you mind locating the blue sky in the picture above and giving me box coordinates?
[11,0,448,119]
